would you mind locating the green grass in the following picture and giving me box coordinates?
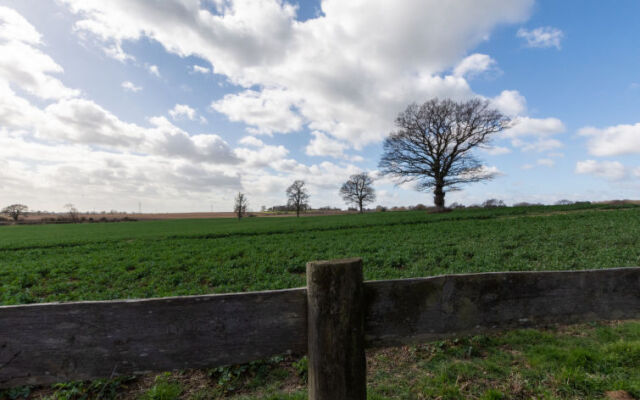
[1,203,639,305]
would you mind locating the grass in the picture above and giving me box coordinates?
[1,203,639,398]
[1,203,640,305]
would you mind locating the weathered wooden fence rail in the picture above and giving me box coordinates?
[1,259,640,398]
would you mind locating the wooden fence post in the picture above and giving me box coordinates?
[306,258,367,400]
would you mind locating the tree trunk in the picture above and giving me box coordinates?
[358,200,363,214]
[296,206,300,217]
[433,184,445,211]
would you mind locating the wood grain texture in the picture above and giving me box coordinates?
[306,258,366,400]
[0,288,307,388]
[364,267,640,347]
[1,267,640,388]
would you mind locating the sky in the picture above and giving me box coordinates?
[1,0,639,213]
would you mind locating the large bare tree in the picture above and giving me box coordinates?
[2,204,28,221]
[234,192,248,219]
[379,98,509,211]
[340,173,376,213]
[286,180,309,217]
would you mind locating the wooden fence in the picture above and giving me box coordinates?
[1,258,640,399]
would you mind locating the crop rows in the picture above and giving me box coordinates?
[1,204,639,305]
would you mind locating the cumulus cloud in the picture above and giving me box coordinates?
[191,65,210,74]
[238,136,265,147]
[0,6,79,99]
[575,160,627,180]
[578,123,640,156]
[305,131,348,158]
[491,90,527,117]
[121,81,142,92]
[169,104,207,123]
[147,64,160,77]
[453,53,497,78]
[517,26,564,49]
[168,104,195,120]
[60,0,534,149]
[211,89,303,135]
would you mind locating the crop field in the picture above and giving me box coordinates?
[1,203,640,399]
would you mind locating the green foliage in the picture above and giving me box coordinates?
[36,376,132,400]
[292,356,308,382]
[139,374,182,400]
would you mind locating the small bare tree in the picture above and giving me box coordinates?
[2,204,28,221]
[286,180,309,217]
[64,203,79,223]
[340,173,376,213]
[379,98,509,211]
[234,192,248,219]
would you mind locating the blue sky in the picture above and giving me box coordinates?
[1,0,639,212]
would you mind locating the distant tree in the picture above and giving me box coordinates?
[64,203,79,223]
[379,98,510,211]
[2,204,28,221]
[340,172,376,213]
[286,180,309,217]
[449,202,466,209]
[234,192,248,219]
[482,199,506,208]
[555,199,574,206]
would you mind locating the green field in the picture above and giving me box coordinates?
[1,203,640,399]
[1,203,640,305]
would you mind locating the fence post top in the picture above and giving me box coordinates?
[306,258,363,269]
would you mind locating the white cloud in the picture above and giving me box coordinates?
[168,103,207,123]
[505,116,565,138]
[238,136,265,147]
[169,104,195,120]
[578,123,640,156]
[0,6,79,100]
[147,64,160,77]
[0,6,41,44]
[192,65,210,74]
[575,160,627,181]
[503,116,565,152]
[517,26,563,49]
[121,81,142,92]
[305,131,348,158]
[492,90,526,117]
[61,0,534,147]
[211,88,303,135]
[453,53,497,78]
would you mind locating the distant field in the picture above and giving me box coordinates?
[1,202,639,305]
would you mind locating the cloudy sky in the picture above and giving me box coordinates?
[1,0,639,212]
